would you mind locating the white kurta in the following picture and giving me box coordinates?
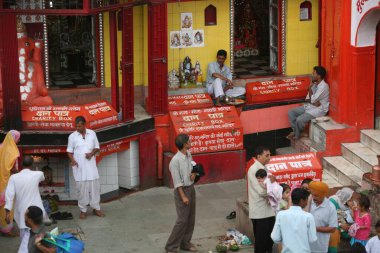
[67,129,100,182]
[5,169,45,230]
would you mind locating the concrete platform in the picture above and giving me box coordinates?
[0,180,256,253]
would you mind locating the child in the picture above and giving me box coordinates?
[365,220,380,253]
[255,169,282,212]
[350,194,372,246]
[278,183,291,211]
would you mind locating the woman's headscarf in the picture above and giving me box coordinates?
[329,187,354,211]
[9,130,21,144]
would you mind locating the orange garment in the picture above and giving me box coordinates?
[0,132,20,234]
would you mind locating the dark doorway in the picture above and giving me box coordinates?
[233,0,278,78]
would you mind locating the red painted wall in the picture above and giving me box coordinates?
[139,130,158,189]
[321,0,376,129]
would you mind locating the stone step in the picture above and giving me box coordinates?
[361,129,380,154]
[322,169,343,188]
[322,156,363,187]
[292,137,325,153]
[341,143,377,173]
[275,146,297,155]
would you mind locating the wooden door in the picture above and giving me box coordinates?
[148,2,168,115]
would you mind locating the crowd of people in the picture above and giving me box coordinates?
[0,116,105,252]
[248,146,379,253]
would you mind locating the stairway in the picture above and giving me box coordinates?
[322,129,380,187]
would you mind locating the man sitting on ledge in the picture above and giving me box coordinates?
[206,49,246,106]
[287,66,330,140]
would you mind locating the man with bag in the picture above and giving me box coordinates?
[165,134,198,253]
[20,206,56,253]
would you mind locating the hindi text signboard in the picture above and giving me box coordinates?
[22,101,119,130]
[168,93,213,111]
[266,152,322,187]
[246,77,310,105]
[170,106,243,154]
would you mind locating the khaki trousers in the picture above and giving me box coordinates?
[165,185,196,252]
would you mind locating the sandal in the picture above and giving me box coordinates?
[226,211,236,219]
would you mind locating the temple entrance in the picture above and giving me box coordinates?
[375,21,380,128]
[233,0,281,78]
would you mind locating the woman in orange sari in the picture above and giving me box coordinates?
[0,130,21,236]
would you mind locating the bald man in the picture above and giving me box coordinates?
[309,182,338,253]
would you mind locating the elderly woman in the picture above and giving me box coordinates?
[0,130,21,236]
[328,187,355,253]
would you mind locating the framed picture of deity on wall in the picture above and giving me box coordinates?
[181,13,193,31]
[192,30,204,47]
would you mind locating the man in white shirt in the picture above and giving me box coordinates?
[247,146,275,253]
[287,66,330,140]
[67,116,104,219]
[206,49,246,106]
[4,155,46,252]
[271,188,317,253]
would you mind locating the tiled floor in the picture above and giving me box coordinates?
[233,55,274,78]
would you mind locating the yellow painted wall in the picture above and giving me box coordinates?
[286,0,319,75]
[103,12,111,87]
[133,6,147,86]
[167,0,231,78]
[103,8,148,88]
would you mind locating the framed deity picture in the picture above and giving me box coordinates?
[181,13,193,31]
[192,30,204,47]
[180,31,193,48]
[170,31,181,48]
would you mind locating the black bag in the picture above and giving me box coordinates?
[191,164,205,183]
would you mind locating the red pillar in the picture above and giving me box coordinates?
[109,11,120,112]
[0,14,22,130]
[148,2,168,115]
[121,7,134,122]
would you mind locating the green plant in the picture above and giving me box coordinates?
[216,244,228,253]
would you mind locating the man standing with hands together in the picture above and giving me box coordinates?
[165,134,198,253]
[67,116,104,219]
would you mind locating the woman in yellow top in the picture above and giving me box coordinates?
[0,130,21,236]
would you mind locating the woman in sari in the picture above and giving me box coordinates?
[0,130,21,236]
[328,187,355,253]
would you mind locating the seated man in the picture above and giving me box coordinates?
[20,206,55,253]
[287,66,329,140]
[206,49,245,106]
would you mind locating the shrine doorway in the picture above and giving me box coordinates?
[233,0,282,78]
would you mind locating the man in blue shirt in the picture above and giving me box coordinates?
[206,50,245,106]
[271,188,317,253]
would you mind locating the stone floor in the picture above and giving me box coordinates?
[0,180,255,253]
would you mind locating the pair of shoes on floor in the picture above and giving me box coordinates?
[50,211,73,220]
[226,211,236,219]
